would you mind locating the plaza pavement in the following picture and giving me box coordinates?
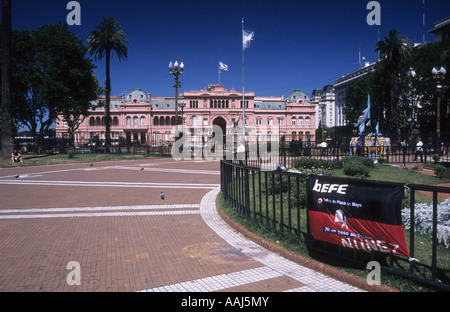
[0,158,368,293]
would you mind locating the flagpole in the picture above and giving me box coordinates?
[242,18,246,138]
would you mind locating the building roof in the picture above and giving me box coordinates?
[125,88,148,102]
[254,101,286,110]
[334,63,376,87]
[287,90,310,103]
[429,16,450,33]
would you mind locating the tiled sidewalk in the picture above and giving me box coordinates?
[0,159,371,292]
[139,188,363,292]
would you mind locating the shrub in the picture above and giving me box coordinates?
[291,158,343,171]
[342,156,374,177]
[402,198,450,236]
[343,162,371,177]
[433,154,441,163]
[343,155,375,168]
[433,164,446,179]
[378,157,387,164]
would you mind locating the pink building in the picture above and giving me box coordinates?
[56,84,316,147]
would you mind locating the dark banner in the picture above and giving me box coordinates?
[307,176,409,257]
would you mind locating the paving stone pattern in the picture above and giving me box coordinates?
[0,159,364,292]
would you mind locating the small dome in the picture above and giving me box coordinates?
[287,90,310,103]
[126,88,147,102]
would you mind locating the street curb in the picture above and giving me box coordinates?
[216,198,399,293]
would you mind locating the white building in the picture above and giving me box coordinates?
[311,85,335,129]
[333,62,376,127]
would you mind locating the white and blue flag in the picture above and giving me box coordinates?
[355,94,371,127]
[243,29,254,50]
[219,61,228,71]
[358,121,366,135]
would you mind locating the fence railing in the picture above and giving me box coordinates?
[238,144,449,170]
[278,145,449,167]
[220,159,450,291]
[70,144,172,156]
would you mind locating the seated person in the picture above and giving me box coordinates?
[11,149,23,163]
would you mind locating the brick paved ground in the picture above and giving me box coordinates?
[0,158,364,293]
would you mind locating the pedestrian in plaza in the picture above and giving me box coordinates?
[356,138,362,156]
[320,141,327,156]
[414,137,423,162]
[237,140,245,164]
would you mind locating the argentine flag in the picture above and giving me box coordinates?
[219,61,228,71]
[358,121,366,135]
[354,94,371,127]
[243,29,255,50]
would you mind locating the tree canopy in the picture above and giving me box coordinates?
[345,36,450,142]
[87,17,128,151]
[1,23,100,149]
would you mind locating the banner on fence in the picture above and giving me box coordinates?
[306,176,409,257]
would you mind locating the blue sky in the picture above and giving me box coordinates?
[7,0,450,98]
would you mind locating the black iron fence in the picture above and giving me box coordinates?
[70,144,172,156]
[220,159,450,291]
[16,132,449,167]
[276,144,449,168]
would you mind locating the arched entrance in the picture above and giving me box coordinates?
[212,117,227,147]
[212,117,227,135]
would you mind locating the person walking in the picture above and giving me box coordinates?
[236,140,245,164]
[414,138,423,162]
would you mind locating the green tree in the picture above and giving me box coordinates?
[375,29,413,140]
[407,40,450,137]
[2,23,100,151]
[58,73,102,147]
[1,0,14,158]
[87,17,128,151]
[345,37,450,141]
[344,73,374,127]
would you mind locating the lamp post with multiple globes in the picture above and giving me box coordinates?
[432,66,446,143]
[169,61,184,127]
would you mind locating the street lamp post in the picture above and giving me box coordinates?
[432,66,446,143]
[169,61,184,127]
[179,101,186,134]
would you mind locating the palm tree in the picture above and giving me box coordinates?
[87,17,128,151]
[375,29,412,140]
[1,0,15,158]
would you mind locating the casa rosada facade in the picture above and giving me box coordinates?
[55,84,316,147]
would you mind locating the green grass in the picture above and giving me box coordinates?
[334,163,450,205]
[333,163,450,185]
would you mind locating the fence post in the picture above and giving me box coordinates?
[386,146,390,164]
[403,145,406,167]
[305,176,313,247]
[244,167,250,218]
[432,191,438,281]
[409,189,416,275]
